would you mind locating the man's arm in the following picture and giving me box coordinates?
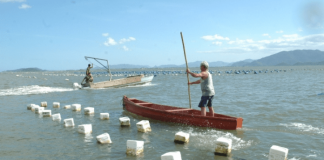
[186,69,208,79]
[91,63,93,68]
[188,79,200,85]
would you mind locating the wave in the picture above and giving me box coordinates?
[178,128,254,150]
[126,82,157,88]
[280,123,324,135]
[0,85,74,96]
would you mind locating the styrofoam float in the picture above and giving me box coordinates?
[214,137,232,156]
[78,124,92,134]
[174,131,189,144]
[126,140,144,156]
[96,133,112,144]
[136,120,151,132]
[64,118,75,127]
[100,113,109,120]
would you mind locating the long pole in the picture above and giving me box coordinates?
[180,32,192,109]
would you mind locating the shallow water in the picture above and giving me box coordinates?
[1,66,324,159]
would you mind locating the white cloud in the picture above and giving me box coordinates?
[276,30,284,33]
[119,37,136,44]
[18,4,30,9]
[212,41,222,45]
[123,46,129,51]
[262,33,269,36]
[282,34,299,38]
[201,34,230,41]
[227,38,254,45]
[103,38,117,46]
[200,34,324,56]
[298,28,303,32]
[102,33,109,37]
[0,0,25,2]
[103,36,135,51]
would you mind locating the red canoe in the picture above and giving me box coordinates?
[122,96,243,130]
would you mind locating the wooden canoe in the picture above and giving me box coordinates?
[122,96,243,130]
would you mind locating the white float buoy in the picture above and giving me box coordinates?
[215,137,232,156]
[126,140,144,156]
[27,104,35,110]
[72,104,81,111]
[64,105,71,109]
[31,105,40,112]
[100,113,109,120]
[42,110,52,117]
[64,118,74,127]
[136,120,151,132]
[269,145,289,160]
[174,131,190,144]
[96,133,112,144]
[65,79,69,81]
[119,117,131,126]
[161,151,182,160]
[78,124,92,134]
[53,102,60,108]
[41,101,47,107]
[84,107,94,115]
[52,113,61,121]
[34,107,44,114]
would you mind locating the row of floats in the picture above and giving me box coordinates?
[26,102,290,159]
[70,69,290,77]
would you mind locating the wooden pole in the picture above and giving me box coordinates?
[180,32,192,109]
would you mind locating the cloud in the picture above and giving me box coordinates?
[201,34,230,41]
[212,41,222,45]
[103,36,136,51]
[102,33,109,37]
[0,0,25,2]
[103,38,117,46]
[200,34,324,56]
[119,37,136,44]
[18,4,31,9]
[122,46,129,51]
[298,28,303,32]
[276,30,284,33]
[227,38,254,45]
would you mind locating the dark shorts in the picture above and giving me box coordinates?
[198,96,214,108]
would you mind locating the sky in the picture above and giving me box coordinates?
[1,0,324,71]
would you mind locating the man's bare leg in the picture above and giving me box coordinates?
[201,107,206,116]
[208,107,214,117]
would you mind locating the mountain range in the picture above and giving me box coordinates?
[109,49,324,68]
[4,49,324,72]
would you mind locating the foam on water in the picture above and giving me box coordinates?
[126,82,157,88]
[179,128,253,151]
[280,123,324,135]
[0,85,74,96]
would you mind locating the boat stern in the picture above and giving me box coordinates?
[236,117,243,129]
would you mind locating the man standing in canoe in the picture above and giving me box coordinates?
[86,63,93,75]
[186,61,215,117]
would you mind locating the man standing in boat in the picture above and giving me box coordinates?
[186,61,215,117]
[86,63,93,75]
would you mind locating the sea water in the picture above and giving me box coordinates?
[0,66,324,159]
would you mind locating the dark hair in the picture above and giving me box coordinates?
[88,64,91,67]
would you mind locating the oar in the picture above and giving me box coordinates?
[180,32,192,109]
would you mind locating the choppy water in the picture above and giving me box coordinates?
[1,66,324,160]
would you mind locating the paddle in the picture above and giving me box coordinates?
[180,32,192,109]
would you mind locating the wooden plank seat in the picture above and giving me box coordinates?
[135,103,152,105]
[166,109,193,112]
